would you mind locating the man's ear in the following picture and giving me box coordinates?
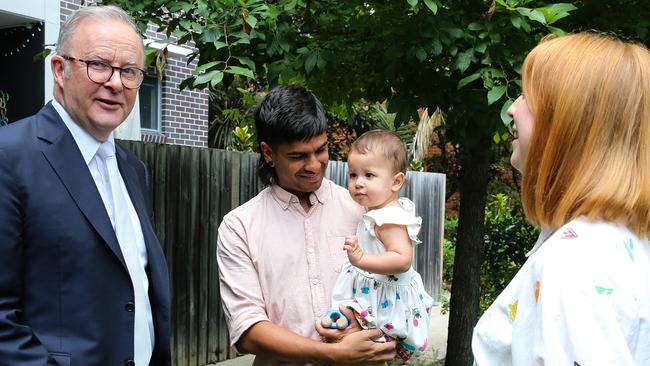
[391,172,405,192]
[51,55,65,89]
[260,141,273,164]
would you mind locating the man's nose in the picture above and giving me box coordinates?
[304,154,321,171]
[104,68,124,91]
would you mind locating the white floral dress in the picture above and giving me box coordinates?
[330,198,435,359]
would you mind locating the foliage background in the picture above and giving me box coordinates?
[102,0,650,364]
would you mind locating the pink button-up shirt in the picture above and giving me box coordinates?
[217,178,364,363]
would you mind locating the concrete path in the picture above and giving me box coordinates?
[210,305,449,366]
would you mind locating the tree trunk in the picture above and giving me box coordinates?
[444,137,491,366]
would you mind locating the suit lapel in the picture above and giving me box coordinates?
[37,103,127,269]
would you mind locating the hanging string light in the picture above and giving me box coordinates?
[0,21,43,58]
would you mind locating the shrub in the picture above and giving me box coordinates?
[442,190,539,315]
[479,192,538,313]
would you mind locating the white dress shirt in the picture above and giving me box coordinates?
[51,100,155,361]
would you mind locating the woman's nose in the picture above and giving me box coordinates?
[507,96,520,118]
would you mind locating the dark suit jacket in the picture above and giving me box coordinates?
[0,103,171,366]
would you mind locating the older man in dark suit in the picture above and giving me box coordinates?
[0,5,170,366]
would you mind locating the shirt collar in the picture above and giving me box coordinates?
[51,99,113,165]
[270,178,332,210]
[525,226,555,257]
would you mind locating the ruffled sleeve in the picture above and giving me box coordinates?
[361,197,422,245]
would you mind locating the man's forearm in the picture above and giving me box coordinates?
[237,321,335,363]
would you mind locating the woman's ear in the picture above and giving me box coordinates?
[260,141,274,165]
[391,172,405,192]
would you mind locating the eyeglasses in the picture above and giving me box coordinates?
[62,55,145,89]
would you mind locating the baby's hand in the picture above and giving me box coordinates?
[344,235,364,267]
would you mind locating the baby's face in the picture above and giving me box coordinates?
[347,151,400,210]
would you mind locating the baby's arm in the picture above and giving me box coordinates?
[344,224,413,275]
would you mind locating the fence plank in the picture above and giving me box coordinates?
[118,141,445,366]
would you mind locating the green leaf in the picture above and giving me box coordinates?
[192,61,221,75]
[486,68,505,78]
[33,48,52,62]
[201,27,221,43]
[305,52,318,73]
[456,49,474,73]
[423,0,438,14]
[493,131,502,144]
[487,85,506,105]
[246,14,258,29]
[543,3,577,23]
[179,77,194,91]
[235,56,256,71]
[468,22,483,31]
[539,3,577,24]
[510,14,522,29]
[457,72,481,89]
[416,47,427,62]
[547,26,567,36]
[475,42,487,53]
[431,38,442,55]
[169,2,192,12]
[233,37,251,45]
[197,0,209,17]
[194,70,221,86]
[179,19,193,30]
[500,99,514,125]
[225,66,255,79]
[516,8,546,25]
[284,0,298,10]
[209,71,224,87]
[213,41,227,50]
[407,0,419,8]
[316,54,326,70]
[278,38,290,52]
[445,27,464,39]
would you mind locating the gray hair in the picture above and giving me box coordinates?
[57,5,144,58]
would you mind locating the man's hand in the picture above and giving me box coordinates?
[316,305,362,343]
[316,306,396,364]
[329,328,395,365]
[343,235,364,267]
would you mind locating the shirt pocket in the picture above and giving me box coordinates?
[326,225,357,272]
[326,233,346,273]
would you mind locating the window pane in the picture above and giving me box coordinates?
[139,75,159,130]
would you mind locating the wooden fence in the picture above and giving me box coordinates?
[119,141,445,366]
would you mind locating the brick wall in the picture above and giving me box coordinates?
[144,25,208,147]
[159,57,208,147]
[59,0,209,147]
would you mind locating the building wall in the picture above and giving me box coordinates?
[59,0,208,147]
[144,25,208,147]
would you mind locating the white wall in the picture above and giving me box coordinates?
[0,0,59,105]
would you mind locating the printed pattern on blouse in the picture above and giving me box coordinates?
[472,218,650,366]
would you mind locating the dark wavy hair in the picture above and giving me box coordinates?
[254,85,328,185]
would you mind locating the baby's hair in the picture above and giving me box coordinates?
[350,130,407,174]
